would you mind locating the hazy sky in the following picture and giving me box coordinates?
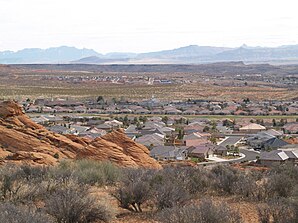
[0,0,297,53]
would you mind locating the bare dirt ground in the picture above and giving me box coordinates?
[1,64,297,101]
[94,187,260,223]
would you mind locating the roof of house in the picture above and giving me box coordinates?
[70,125,90,133]
[214,145,228,151]
[260,150,289,161]
[188,144,214,154]
[48,125,69,134]
[218,136,243,147]
[183,132,203,140]
[150,146,188,159]
[239,123,266,131]
[262,129,283,137]
[135,133,164,146]
[264,137,289,148]
[284,150,298,159]
[125,125,139,134]
[283,123,298,132]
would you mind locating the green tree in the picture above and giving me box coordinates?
[96,96,104,103]
[272,119,277,127]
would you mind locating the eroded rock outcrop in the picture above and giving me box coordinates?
[0,101,161,168]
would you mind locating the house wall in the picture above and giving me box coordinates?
[259,160,285,166]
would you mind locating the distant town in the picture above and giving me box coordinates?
[19,96,298,167]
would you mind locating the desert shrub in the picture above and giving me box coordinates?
[0,202,53,223]
[48,160,75,184]
[45,183,113,223]
[262,165,298,199]
[114,168,154,212]
[257,199,295,223]
[149,167,193,210]
[0,163,73,200]
[0,165,60,203]
[265,172,295,198]
[155,179,189,210]
[211,165,240,194]
[183,167,212,195]
[232,171,262,200]
[54,159,121,186]
[158,199,242,223]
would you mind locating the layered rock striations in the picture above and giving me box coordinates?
[0,101,160,168]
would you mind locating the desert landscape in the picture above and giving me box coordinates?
[1,0,298,222]
[0,63,298,101]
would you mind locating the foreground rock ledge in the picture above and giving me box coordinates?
[0,100,161,168]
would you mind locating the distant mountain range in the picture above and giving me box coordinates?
[1,44,298,64]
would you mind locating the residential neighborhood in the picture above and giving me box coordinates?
[22,97,298,167]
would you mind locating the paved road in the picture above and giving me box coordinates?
[198,148,259,166]
[236,148,259,163]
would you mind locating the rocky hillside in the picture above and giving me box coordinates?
[0,101,160,168]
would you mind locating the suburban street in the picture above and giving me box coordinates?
[198,148,259,166]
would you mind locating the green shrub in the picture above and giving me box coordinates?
[73,159,121,186]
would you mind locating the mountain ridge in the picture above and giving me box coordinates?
[1,44,298,64]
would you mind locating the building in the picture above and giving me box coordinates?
[239,123,266,133]
[150,146,188,160]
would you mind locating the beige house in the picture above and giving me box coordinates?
[183,133,208,147]
[239,123,266,133]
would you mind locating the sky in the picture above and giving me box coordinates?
[0,0,298,53]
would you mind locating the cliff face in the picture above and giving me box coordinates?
[0,101,160,168]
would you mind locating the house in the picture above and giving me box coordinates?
[148,116,163,122]
[43,115,64,124]
[87,108,102,114]
[159,126,175,136]
[187,144,214,159]
[183,133,208,147]
[104,120,123,128]
[73,106,87,113]
[239,123,266,133]
[139,126,165,136]
[214,145,228,156]
[125,125,140,138]
[48,125,71,134]
[78,127,107,139]
[26,105,40,113]
[247,132,276,149]
[184,122,205,135]
[164,107,182,115]
[183,109,196,115]
[262,129,283,137]
[134,108,151,114]
[53,106,73,113]
[218,136,243,148]
[259,150,289,166]
[42,106,55,113]
[136,133,165,147]
[247,131,288,150]
[151,109,164,114]
[150,146,188,160]
[283,123,298,134]
[95,123,113,131]
[31,116,50,125]
[259,149,298,166]
[263,137,289,150]
[119,108,132,114]
[70,125,90,135]
[216,125,233,134]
